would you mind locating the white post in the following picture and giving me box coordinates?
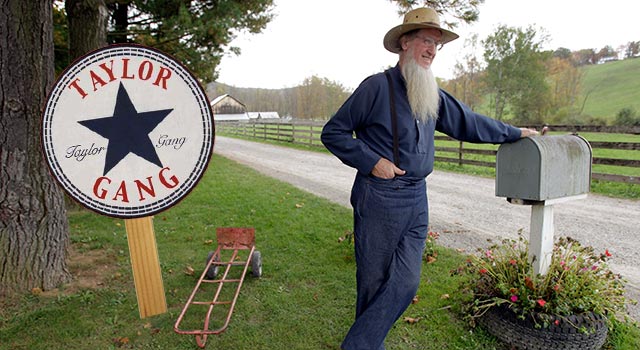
[529,203,555,275]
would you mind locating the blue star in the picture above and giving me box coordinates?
[78,82,173,175]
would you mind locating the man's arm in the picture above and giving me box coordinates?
[436,89,537,143]
[321,78,385,175]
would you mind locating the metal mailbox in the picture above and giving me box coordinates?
[496,135,592,202]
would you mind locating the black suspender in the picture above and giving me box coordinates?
[384,70,400,167]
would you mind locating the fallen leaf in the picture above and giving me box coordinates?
[426,256,437,263]
[440,294,450,300]
[184,265,195,275]
[203,239,214,245]
[404,316,421,324]
[456,248,466,253]
[112,337,129,347]
[31,287,42,296]
[143,322,152,329]
[295,203,304,208]
[412,295,419,304]
[115,222,121,226]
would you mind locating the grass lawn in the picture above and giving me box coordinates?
[1,154,638,349]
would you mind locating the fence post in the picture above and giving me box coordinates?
[458,141,463,166]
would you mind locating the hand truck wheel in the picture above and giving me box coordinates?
[205,251,220,279]
[251,250,262,278]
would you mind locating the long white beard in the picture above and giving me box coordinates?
[401,54,440,122]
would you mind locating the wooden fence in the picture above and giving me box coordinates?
[216,121,640,185]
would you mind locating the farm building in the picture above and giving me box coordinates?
[209,94,281,122]
[210,94,249,121]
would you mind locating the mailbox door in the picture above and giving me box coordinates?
[496,138,542,200]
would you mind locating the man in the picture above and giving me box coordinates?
[321,7,538,350]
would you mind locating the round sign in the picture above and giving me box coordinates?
[42,45,214,218]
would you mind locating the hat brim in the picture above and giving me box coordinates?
[383,23,459,53]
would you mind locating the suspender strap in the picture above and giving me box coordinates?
[384,70,400,167]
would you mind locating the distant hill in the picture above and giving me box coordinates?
[578,58,640,121]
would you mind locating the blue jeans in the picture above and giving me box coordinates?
[342,174,429,350]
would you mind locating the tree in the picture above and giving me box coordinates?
[624,41,640,59]
[445,34,485,111]
[482,25,550,123]
[615,107,640,126]
[553,47,572,60]
[390,0,484,28]
[1,1,71,295]
[595,45,617,63]
[573,48,597,66]
[103,0,275,82]
[65,0,109,60]
[546,56,584,120]
[53,4,71,75]
[294,76,351,120]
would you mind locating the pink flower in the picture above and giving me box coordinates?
[537,299,547,307]
[485,250,493,259]
[554,319,560,326]
[509,259,517,265]
[510,295,518,302]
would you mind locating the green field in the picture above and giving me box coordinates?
[579,59,640,120]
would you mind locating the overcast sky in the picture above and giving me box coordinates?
[216,0,638,90]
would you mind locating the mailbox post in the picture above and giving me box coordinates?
[496,135,592,275]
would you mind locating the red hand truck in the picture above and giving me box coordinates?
[174,227,262,348]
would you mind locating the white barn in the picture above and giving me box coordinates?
[210,94,249,121]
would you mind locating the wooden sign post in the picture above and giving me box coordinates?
[125,217,167,318]
[42,44,214,319]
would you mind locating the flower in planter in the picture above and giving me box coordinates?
[455,231,635,330]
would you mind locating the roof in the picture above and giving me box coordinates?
[210,94,246,108]
[214,113,250,121]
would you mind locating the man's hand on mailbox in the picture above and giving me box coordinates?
[519,128,540,138]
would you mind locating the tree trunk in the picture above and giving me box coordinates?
[66,0,109,59]
[0,1,71,295]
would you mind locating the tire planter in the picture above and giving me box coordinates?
[478,304,608,350]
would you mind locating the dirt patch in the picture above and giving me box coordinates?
[40,245,121,297]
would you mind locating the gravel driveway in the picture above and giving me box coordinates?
[214,136,640,319]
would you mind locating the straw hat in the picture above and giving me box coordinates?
[383,7,459,53]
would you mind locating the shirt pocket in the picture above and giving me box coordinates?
[416,119,428,154]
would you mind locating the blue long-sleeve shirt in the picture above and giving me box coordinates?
[321,64,521,179]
